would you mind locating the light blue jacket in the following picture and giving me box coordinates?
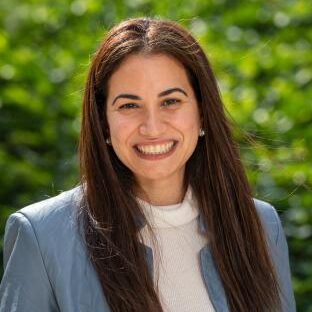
[0,187,296,311]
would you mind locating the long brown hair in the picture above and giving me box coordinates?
[78,17,282,311]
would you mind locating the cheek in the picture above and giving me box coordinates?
[108,116,136,143]
[175,109,200,134]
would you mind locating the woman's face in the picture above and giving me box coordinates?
[106,53,201,187]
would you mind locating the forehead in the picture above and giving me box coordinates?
[107,53,191,94]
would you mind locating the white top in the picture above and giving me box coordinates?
[137,187,215,312]
[136,186,198,228]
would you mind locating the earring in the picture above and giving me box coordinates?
[106,137,111,145]
[199,128,205,137]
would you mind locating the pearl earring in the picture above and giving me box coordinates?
[106,138,111,145]
[199,128,205,137]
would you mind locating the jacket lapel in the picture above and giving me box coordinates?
[199,245,229,312]
[198,214,229,311]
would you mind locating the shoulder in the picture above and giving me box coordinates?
[252,199,296,310]
[16,186,82,223]
[7,186,83,235]
[252,198,282,246]
[1,187,111,311]
[4,186,84,264]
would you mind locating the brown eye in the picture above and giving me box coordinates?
[118,103,139,110]
[162,98,181,107]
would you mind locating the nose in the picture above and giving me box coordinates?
[139,109,167,137]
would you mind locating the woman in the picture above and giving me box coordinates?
[0,18,296,312]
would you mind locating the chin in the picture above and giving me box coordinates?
[135,168,181,182]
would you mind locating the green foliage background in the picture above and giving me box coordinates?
[0,0,311,310]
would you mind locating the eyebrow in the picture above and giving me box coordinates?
[111,87,188,105]
[158,87,188,97]
[112,94,140,105]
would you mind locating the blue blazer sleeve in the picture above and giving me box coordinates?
[271,206,296,312]
[0,213,58,312]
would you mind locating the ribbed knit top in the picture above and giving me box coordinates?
[137,186,215,312]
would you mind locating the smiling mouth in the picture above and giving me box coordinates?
[134,140,178,155]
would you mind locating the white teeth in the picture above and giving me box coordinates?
[136,142,175,155]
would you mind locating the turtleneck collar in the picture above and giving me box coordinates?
[136,186,199,228]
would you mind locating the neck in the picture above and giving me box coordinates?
[134,175,186,206]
